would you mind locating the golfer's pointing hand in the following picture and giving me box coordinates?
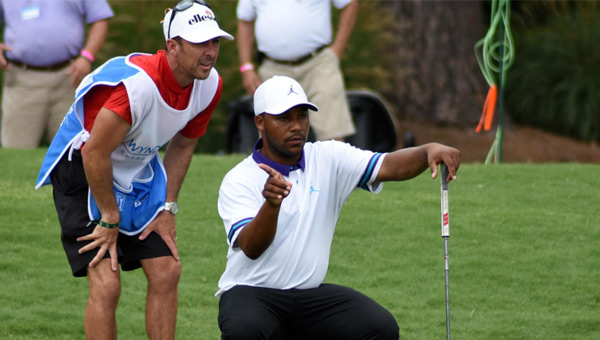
[259,163,292,206]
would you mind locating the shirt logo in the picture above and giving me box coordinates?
[288,85,298,96]
[120,139,161,160]
[309,182,319,196]
[115,192,126,211]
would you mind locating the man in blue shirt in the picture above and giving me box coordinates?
[0,0,113,148]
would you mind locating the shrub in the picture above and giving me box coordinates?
[506,8,600,143]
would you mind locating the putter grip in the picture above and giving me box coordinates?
[441,163,449,189]
[440,163,450,237]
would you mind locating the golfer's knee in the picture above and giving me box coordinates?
[376,319,400,340]
[364,308,399,340]
[219,317,269,340]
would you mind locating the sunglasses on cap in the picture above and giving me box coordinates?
[167,0,212,40]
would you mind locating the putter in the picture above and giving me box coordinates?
[440,163,451,340]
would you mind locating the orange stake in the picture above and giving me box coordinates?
[476,85,498,133]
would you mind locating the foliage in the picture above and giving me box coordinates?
[506,3,600,142]
[2,148,600,339]
[100,0,393,153]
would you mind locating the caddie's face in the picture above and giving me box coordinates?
[171,37,220,84]
[256,106,310,163]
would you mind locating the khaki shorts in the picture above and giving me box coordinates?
[1,65,73,148]
[259,48,356,140]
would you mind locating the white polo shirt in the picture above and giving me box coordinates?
[236,0,353,60]
[216,140,386,297]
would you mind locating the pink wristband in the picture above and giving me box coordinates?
[240,63,254,73]
[80,50,94,63]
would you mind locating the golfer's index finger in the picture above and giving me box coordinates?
[258,163,281,178]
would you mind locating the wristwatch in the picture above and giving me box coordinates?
[164,202,179,216]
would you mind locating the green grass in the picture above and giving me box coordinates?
[1,148,599,339]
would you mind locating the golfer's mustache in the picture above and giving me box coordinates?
[286,133,305,141]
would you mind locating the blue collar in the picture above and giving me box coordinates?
[252,139,305,176]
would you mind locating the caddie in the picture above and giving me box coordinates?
[35,1,232,339]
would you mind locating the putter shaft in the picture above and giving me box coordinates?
[441,163,451,340]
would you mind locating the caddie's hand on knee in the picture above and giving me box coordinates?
[77,223,119,272]
[139,212,179,261]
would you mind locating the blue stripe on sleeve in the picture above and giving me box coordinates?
[358,153,383,191]
[228,217,253,242]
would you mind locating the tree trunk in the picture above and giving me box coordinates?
[382,0,487,125]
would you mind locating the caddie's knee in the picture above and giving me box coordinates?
[146,257,181,292]
[88,268,121,309]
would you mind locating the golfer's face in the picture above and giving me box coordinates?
[261,106,310,160]
[178,38,219,80]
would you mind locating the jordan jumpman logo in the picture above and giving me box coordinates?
[288,84,298,96]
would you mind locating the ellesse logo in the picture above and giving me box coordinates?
[188,10,215,26]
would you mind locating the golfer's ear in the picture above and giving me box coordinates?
[254,114,264,132]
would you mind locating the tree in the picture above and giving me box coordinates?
[381,0,487,124]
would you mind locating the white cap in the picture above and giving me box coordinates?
[163,3,233,43]
[254,76,319,116]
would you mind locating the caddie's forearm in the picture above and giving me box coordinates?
[236,202,280,260]
[163,133,198,202]
[81,147,120,224]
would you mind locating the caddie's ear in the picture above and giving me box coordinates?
[165,37,180,55]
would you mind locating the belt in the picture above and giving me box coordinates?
[7,58,73,71]
[266,45,328,66]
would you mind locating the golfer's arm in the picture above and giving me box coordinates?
[375,144,435,182]
[236,202,280,260]
[237,19,255,66]
[81,108,130,225]
[162,132,198,203]
[376,143,461,182]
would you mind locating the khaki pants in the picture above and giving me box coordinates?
[259,48,356,141]
[1,66,74,148]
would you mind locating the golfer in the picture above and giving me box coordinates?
[216,75,460,339]
[35,1,232,339]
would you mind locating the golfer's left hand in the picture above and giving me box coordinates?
[139,212,179,261]
[427,144,461,182]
